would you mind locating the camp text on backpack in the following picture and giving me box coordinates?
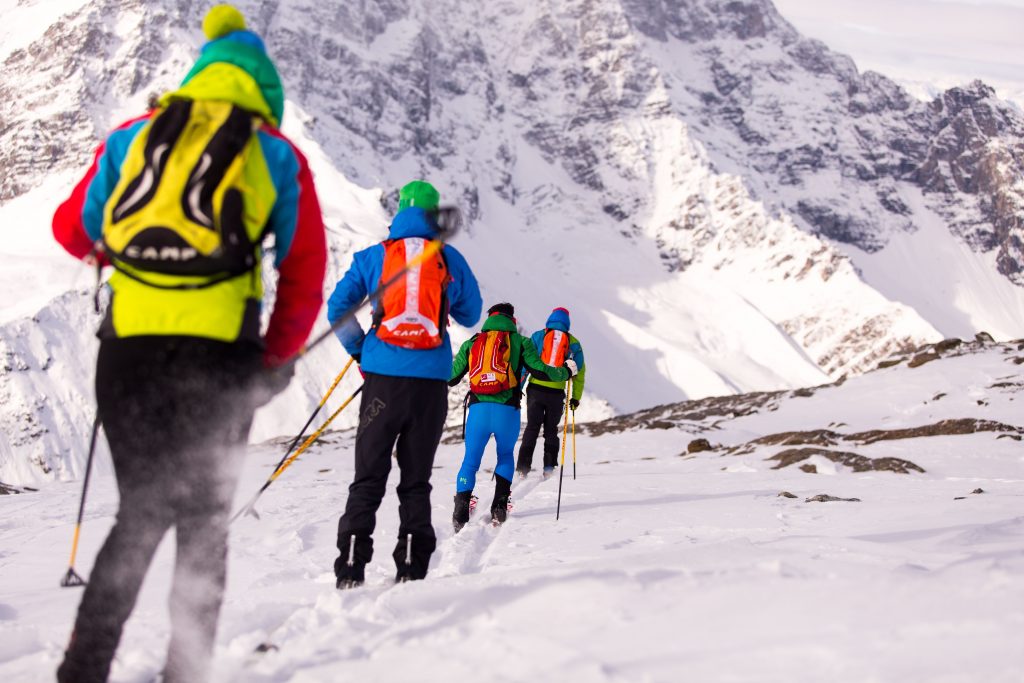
[102,98,274,289]
[372,236,451,349]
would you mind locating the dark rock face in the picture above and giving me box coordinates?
[725,416,1022,454]
[578,389,784,436]
[910,84,1024,284]
[616,4,1024,282]
[935,338,964,353]
[908,352,940,368]
[849,418,1022,443]
[768,447,925,474]
[805,494,861,503]
[687,438,713,453]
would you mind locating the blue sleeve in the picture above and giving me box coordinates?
[82,121,147,240]
[326,247,376,356]
[257,131,301,266]
[443,245,482,328]
[570,337,585,369]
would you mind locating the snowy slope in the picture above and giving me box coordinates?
[0,342,1022,682]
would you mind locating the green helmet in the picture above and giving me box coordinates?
[398,180,440,212]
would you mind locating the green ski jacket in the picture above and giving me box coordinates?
[450,313,570,407]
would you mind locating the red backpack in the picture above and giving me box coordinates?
[541,329,569,367]
[373,237,450,349]
[468,330,518,395]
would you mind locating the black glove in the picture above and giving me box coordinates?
[569,398,580,410]
[251,363,295,408]
[351,353,361,365]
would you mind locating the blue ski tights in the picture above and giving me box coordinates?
[457,402,520,493]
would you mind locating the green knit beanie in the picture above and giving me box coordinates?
[398,180,440,211]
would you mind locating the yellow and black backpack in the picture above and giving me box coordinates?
[101,99,275,289]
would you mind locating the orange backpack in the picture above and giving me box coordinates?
[541,329,570,367]
[373,237,450,349]
[468,330,518,395]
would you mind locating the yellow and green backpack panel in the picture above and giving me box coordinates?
[102,98,275,288]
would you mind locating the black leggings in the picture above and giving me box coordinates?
[517,384,566,470]
[57,337,259,683]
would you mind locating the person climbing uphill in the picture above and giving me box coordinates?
[448,303,577,530]
[52,5,327,681]
[516,307,587,479]
[328,179,482,588]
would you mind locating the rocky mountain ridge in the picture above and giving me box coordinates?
[1,0,1023,483]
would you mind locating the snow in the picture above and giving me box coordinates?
[1,344,1022,682]
[0,16,1022,682]
[0,174,88,324]
[772,0,1024,108]
[845,184,1024,340]
[0,0,91,63]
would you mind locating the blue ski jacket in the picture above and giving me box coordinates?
[326,207,482,381]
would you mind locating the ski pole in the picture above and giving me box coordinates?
[269,360,353,478]
[294,207,462,362]
[556,385,570,520]
[232,384,364,522]
[61,415,101,588]
[572,401,577,481]
[233,360,354,521]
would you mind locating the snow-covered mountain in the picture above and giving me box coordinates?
[1,338,1022,682]
[2,0,1024,484]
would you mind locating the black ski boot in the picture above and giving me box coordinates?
[453,490,473,532]
[393,532,435,582]
[335,533,369,590]
[490,475,512,526]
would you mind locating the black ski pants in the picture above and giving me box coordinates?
[516,384,566,471]
[58,337,260,683]
[336,372,447,581]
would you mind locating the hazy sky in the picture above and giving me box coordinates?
[772,0,1024,105]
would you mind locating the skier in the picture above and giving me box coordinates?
[51,6,327,682]
[515,307,587,479]
[328,180,482,588]
[448,303,577,529]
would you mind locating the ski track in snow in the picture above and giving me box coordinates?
[3,346,1024,682]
